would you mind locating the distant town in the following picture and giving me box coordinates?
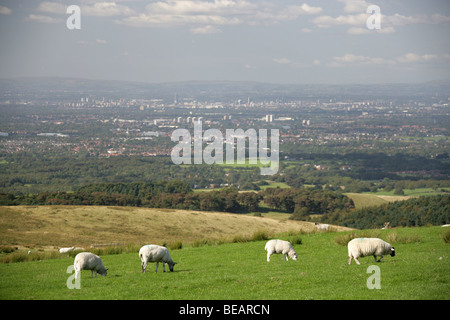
[0,78,449,194]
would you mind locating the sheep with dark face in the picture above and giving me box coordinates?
[347,238,395,265]
[315,223,330,231]
[139,245,177,273]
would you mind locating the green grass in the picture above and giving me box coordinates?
[1,227,448,300]
[345,193,391,209]
[258,180,291,190]
[364,188,450,197]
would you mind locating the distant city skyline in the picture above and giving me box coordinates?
[0,0,449,84]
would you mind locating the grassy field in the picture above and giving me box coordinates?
[344,193,410,209]
[365,188,450,197]
[0,226,448,300]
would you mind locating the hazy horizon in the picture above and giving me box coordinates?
[1,0,449,85]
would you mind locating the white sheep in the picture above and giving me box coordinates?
[265,239,298,262]
[74,252,108,279]
[59,247,75,253]
[139,245,177,273]
[315,223,330,231]
[347,238,395,265]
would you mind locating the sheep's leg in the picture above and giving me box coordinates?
[90,270,94,278]
[284,254,288,261]
[354,257,361,265]
[267,253,271,262]
[163,262,166,272]
[155,262,159,273]
[348,256,352,265]
[378,255,383,262]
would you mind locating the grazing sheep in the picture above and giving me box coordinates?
[265,239,298,262]
[74,252,108,279]
[347,238,395,265]
[315,223,330,231]
[59,247,75,253]
[139,245,177,273]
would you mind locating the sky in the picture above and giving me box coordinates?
[0,0,449,84]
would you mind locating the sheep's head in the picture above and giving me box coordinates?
[169,262,177,272]
[390,247,395,257]
[289,250,298,261]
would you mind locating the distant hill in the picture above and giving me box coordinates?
[1,77,449,101]
[0,205,350,249]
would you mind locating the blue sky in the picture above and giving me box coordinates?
[0,0,449,84]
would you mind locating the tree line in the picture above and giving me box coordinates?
[322,194,450,229]
[0,181,262,213]
[0,180,353,215]
[262,187,355,220]
[1,181,448,229]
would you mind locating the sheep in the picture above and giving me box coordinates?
[315,223,330,231]
[265,239,298,262]
[74,252,108,279]
[59,247,75,253]
[139,245,177,273]
[347,238,395,265]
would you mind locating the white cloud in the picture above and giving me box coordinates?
[190,25,222,34]
[337,0,370,13]
[396,53,439,63]
[117,1,322,30]
[37,1,135,16]
[0,5,12,15]
[25,14,63,23]
[347,26,395,34]
[312,13,367,28]
[273,58,291,64]
[312,10,450,34]
[120,12,241,28]
[96,39,108,44]
[327,53,395,67]
[82,2,136,17]
[36,2,66,14]
[325,52,444,68]
[146,0,257,15]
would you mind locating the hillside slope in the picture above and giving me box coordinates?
[0,206,351,249]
